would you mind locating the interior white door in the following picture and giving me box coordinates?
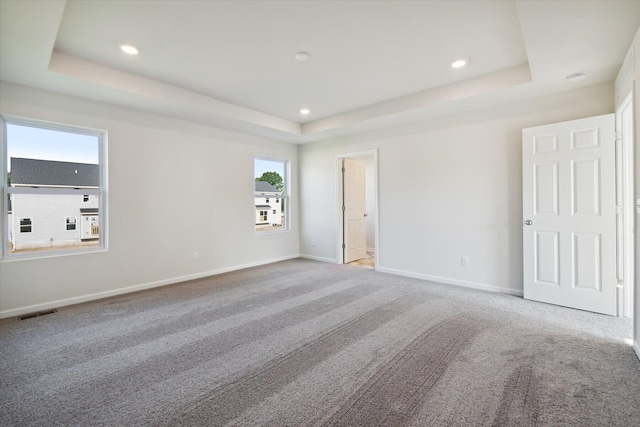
[522,114,616,315]
[343,158,367,263]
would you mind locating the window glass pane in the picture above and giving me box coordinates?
[19,218,32,233]
[6,124,99,186]
[8,194,100,254]
[66,217,77,231]
[4,121,104,257]
[255,158,287,232]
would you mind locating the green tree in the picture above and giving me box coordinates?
[256,171,283,191]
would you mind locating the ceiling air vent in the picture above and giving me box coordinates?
[19,309,58,320]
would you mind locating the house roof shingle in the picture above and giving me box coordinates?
[10,158,99,187]
[255,181,280,193]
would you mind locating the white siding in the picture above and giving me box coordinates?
[10,194,98,250]
[255,194,282,225]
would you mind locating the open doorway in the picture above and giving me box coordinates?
[336,150,378,269]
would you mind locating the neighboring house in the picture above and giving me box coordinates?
[254,181,282,226]
[8,158,99,251]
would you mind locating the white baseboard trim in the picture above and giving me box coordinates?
[376,267,523,297]
[366,247,375,254]
[634,342,640,361]
[299,253,339,264]
[0,254,300,319]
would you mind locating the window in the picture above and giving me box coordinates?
[254,157,288,232]
[2,117,107,258]
[66,217,76,231]
[19,218,32,233]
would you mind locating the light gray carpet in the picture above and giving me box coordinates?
[1,258,638,426]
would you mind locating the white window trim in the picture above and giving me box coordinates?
[254,155,290,235]
[1,115,109,261]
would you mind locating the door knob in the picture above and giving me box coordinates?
[523,219,533,226]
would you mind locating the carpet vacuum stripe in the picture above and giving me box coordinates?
[323,315,485,426]
[492,362,542,426]
[165,297,418,426]
[0,283,377,425]
[1,274,350,388]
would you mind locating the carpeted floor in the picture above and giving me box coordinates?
[1,258,638,426]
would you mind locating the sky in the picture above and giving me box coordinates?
[255,158,285,179]
[6,123,283,181]
[5,123,99,172]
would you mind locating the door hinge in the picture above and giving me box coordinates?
[616,131,622,142]
[342,205,346,212]
[616,204,623,215]
[342,167,345,173]
[342,243,346,249]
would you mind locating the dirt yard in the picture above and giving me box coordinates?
[7,240,99,255]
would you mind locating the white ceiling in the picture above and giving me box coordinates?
[1,1,639,143]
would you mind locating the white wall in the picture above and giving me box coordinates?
[633,28,640,361]
[616,27,640,359]
[300,83,613,295]
[0,82,299,317]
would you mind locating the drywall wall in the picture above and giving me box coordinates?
[300,82,614,295]
[616,27,640,359]
[0,82,299,317]
[633,28,640,361]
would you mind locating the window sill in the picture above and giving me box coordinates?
[255,229,290,236]
[1,246,108,263]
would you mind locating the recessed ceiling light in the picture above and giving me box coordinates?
[451,59,467,69]
[119,43,139,55]
[295,52,311,61]
[300,108,310,115]
[566,72,587,82]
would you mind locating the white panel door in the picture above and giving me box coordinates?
[344,158,367,263]
[523,114,616,315]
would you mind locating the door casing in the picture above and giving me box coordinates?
[616,90,635,318]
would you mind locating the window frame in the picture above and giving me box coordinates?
[1,115,109,260]
[254,155,290,234]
